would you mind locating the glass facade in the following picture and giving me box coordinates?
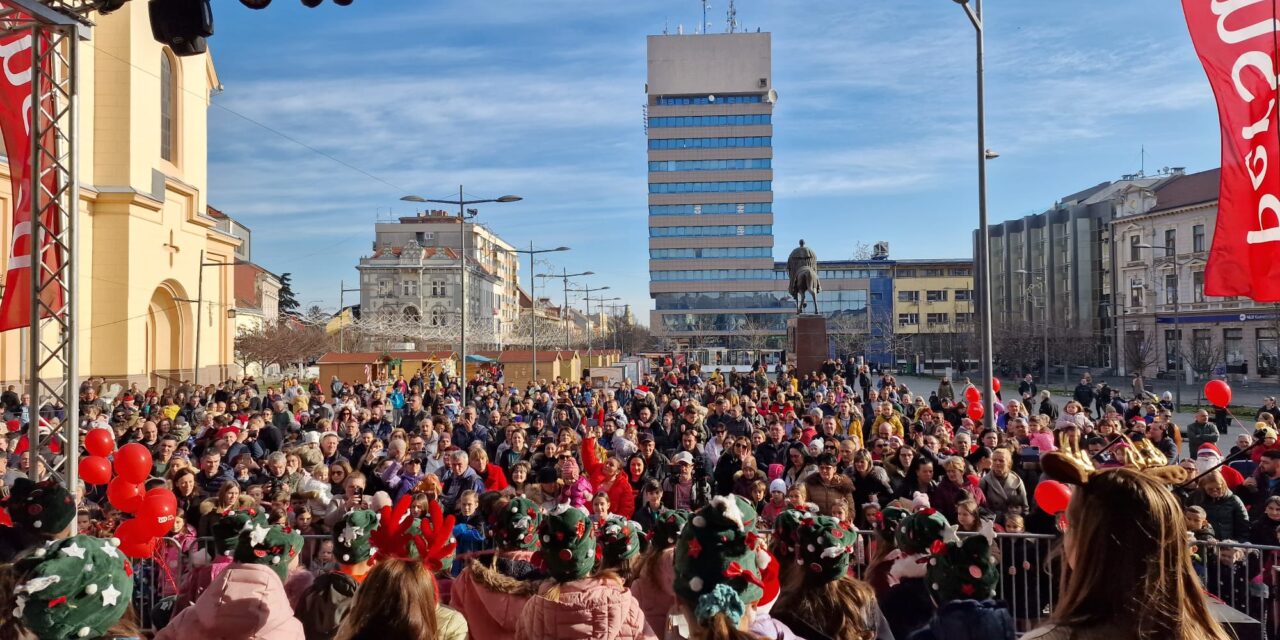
[649,203,772,215]
[649,181,771,193]
[649,136,771,150]
[649,114,771,127]
[656,95,763,105]
[650,247,772,260]
[651,269,778,281]
[655,291,793,310]
[659,295,868,332]
[650,225,771,237]
[649,158,771,172]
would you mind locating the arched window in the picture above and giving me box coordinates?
[430,309,444,326]
[403,306,420,322]
[160,52,177,162]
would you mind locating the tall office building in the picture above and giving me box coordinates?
[646,32,780,342]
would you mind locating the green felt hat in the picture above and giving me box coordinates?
[234,522,304,584]
[5,478,75,536]
[896,507,949,555]
[926,533,999,602]
[13,535,134,640]
[210,507,266,557]
[874,505,910,543]
[536,505,595,582]
[795,514,857,582]
[770,508,804,560]
[649,508,688,549]
[492,497,542,551]
[597,515,642,565]
[673,496,768,619]
[334,509,377,565]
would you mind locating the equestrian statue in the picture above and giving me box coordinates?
[787,239,821,315]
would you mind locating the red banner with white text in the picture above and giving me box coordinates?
[0,8,63,330]
[1183,0,1280,301]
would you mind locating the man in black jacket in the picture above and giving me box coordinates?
[1072,377,1095,411]
[397,394,430,435]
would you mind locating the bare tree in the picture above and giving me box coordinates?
[1124,329,1160,377]
[828,313,870,359]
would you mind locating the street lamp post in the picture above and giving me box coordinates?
[570,285,611,350]
[508,244,570,385]
[583,294,622,351]
[177,252,240,387]
[537,269,593,349]
[401,188,521,409]
[1137,243,1188,411]
[951,0,997,429]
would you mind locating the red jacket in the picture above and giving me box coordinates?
[583,437,635,518]
[478,462,510,493]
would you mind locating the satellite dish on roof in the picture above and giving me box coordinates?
[766,89,778,104]
[707,94,716,102]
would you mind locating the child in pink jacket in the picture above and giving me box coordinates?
[557,456,595,510]
[514,504,656,640]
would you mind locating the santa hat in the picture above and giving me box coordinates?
[634,386,650,398]
[1197,443,1222,458]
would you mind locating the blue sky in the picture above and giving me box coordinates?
[206,0,1221,320]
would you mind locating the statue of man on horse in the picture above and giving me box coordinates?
[787,239,821,315]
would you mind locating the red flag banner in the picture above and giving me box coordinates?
[1182,0,1280,301]
[0,7,62,330]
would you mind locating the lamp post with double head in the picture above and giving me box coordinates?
[507,244,570,385]
[537,269,594,349]
[401,188,521,408]
[569,285,611,350]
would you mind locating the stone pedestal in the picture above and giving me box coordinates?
[788,315,828,376]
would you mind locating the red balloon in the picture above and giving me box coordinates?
[113,443,153,484]
[992,377,1002,393]
[1205,379,1232,408]
[78,455,111,486]
[967,402,985,421]
[107,477,145,514]
[138,488,179,537]
[964,386,981,402]
[84,429,115,458]
[115,519,156,558]
[1035,480,1072,514]
[117,536,156,559]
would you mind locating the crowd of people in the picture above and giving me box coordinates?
[0,356,1269,639]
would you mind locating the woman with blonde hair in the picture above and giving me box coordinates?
[1024,452,1231,640]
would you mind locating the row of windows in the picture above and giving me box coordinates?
[651,269,778,281]
[649,203,772,216]
[650,247,773,260]
[649,114,771,128]
[896,268,972,278]
[1128,225,1208,261]
[656,95,763,105]
[648,181,771,194]
[899,312,974,326]
[897,289,973,302]
[817,269,881,279]
[658,306,870,333]
[650,224,772,237]
[648,158,772,172]
[648,136,771,150]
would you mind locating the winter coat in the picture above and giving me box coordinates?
[1193,491,1251,541]
[850,466,895,512]
[437,605,470,640]
[1186,420,1220,453]
[514,576,658,640]
[157,563,306,640]
[630,548,676,634]
[174,554,234,615]
[979,471,1028,517]
[294,570,359,640]
[803,472,855,516]
[558,475,595,510]
[451,554,543,640]
[583,437,636,518]
[908,600,1016,640]
[477,462,511,493]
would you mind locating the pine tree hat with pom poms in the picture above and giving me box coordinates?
[673,496,771,628]
[12,535,134,640]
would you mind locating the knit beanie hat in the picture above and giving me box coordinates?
[896,496,949,555]
[334,509,377,564]
[234,521,305,584]
[771,508,803,559]
[926,528,999,602]
[535,505,595,582]
[492,497,542,551]
[649,508,689,549]
[796,514,858,582]
[13,535,134,640]
[768,478,787,494]
[874,505,910,543]
[597,515,642,565]
[673,496,769,627]
[210,507,266,557]
[4,478,75,536]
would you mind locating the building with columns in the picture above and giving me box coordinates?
[0,5,237,387]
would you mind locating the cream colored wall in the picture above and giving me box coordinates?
[892,274,974,335]
[0,4,234,387]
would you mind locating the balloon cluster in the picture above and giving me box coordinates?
[79,430,176,558]
[961,378,1001,422]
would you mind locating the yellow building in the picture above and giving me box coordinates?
[0,5,235,387]
[891,259,975,374]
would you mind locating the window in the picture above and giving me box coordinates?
[927,312,950,325]
[648,114,771,127]
[898,313,919,326]
[926,290,948,302]
[924,269,944,277]
[898,290,919,302]
[430,309,444,326]
[1165,329,1182,371]
[403,306,420,322]
[656,94,763,105]
[1164,274,1178,304]
[649,158,772,172]
[402,281,417,296]
[650,247,772,260]
[949,268,971,276]
[431,280,446,297]
[1130,235,1141,261]
[897,269,916,278]
[1192,329,1213,373]
[1193,271,1205,302]
[1130,284,1143,309]
[648,136,771,150]
[650,269,776,281]
[1193,224,1206,252]
[649,225,772,238]
[649,203,771,216]
[648,181,771,194]
[1259,328,1279,377]
[1224,328,1245,366]
[955,289,973,301]
[160,52,176,162]
[1164,229,1176,256]
[956,312,974,324]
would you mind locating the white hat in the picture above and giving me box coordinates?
[301,431,320,445]
[769,479,786,494]
[672,451,694,466]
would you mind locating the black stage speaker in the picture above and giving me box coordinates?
[1209,600,1262,640]
[148,0,213,57]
